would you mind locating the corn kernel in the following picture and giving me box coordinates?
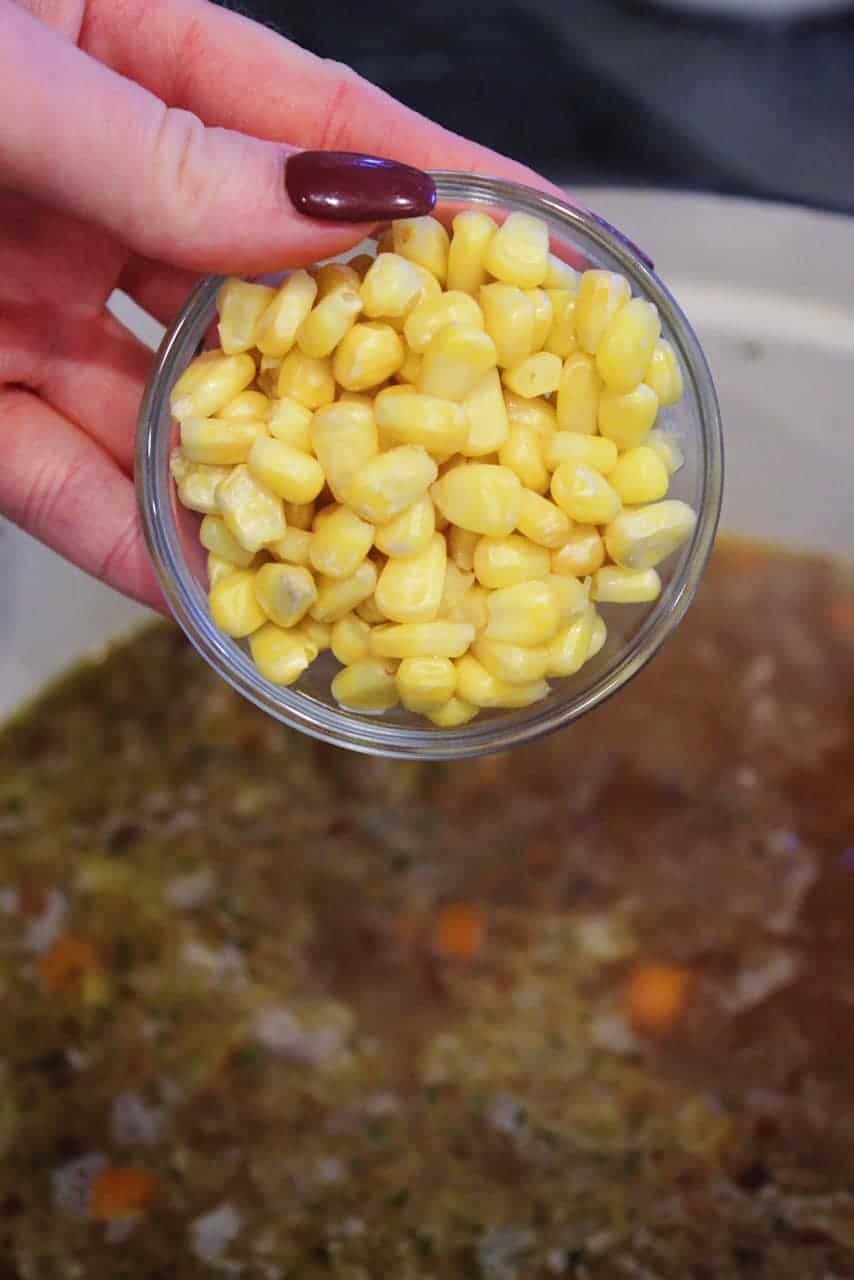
[297,287,363,359]
[375,531,447,623]
[276,349,335,410]
[456,655,549,709]
[355,595,387,625]
[483,211,549,289]
[545,607,595,678]
[310,401,379,502]
[216,390,272,422]
[485,579,562,647]
[504,392,557,437]
[609,446,670,504]
[556,352,601,435]
[267,396,313,452]
[645,338,684,406]
[331,613,372,665]
[374,493,435,558]
[516,489,572,549]
[591,565,662,604]
[333,322,405,390]
[543,289,577,358]
[598,383,660,450]
[396,656,457,712]
[176,463,231,515]
[332,659,399,712]
[404,291,484,353]
[527,289,554,351]
[309,506,374,579]
[171,350,256,419]
[180,416,265,466]
[216,278,275,354]
[216,464,287,552]
[547,573,588,623]
[199,514,255,567]
[249,623,312,685]
[369,621,474,660]
[646,428,685,476]
[254,562,317,627]
[448,580,488,631]
[417,323,497,402]
[207,553,239,588]
[543,253,580,292]
[574,270,631,355]
[269,527,313,566]
[473,534,551,589]
[347,253,374,279]
[311,558,378,624]
[551,461,621,526]
[596,297,661,395]
[545,432,618,475]
[604,499,697,570]
[589,612,607,658]
[255,269,317,357]
[345,446,438,524]
[499,425,549,495]
[394,348,423,386]
[447,524,480,571]
[247,436,325,505]
[427,696,479,727]
[392,216,450,284]
[502,351,562,399]
[438,559,474,612]
[312,262,361,299]
[374,386,469,454]
[360,253,423,318]
[299,617,332,652]
[479,283,536,368]
[551,525,605,577]
[458,368,508,457]
[284,500,316,531]
[472,636,551,685]
[257,355,281,398]
[209,569,266,637]
[431,463,521,537]
[446,210,498,295]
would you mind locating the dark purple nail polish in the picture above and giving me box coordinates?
[285,151,436,223]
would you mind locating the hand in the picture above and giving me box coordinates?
[0,0,561,610]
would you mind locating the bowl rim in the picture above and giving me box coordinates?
[136,171,723,760]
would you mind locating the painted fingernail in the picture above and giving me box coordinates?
[285,151,437,223]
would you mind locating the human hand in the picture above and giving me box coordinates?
[0,0,561,611]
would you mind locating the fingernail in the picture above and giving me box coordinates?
[285,151,436,223]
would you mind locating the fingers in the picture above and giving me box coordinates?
[117,256,201,327]
[0,385,165,610]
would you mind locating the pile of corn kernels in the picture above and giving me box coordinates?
[169,211,696,726]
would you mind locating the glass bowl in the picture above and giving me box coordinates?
[136,171,723,760]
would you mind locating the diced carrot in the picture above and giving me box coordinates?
[90,1167,158,1221]
[829,599,854,635]
[435,903,486,961]
[625,961,693,1034]
[39,936,99,992]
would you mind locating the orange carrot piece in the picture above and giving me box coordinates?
[625,961,693,1033]
[435,903,486,961]
[39,936,99,992]
[90,1167,158,1220]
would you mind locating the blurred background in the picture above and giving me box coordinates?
[222,0,854,213]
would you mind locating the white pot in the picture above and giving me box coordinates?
[2,191,853,721]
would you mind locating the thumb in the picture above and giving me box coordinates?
[0,3,434,274]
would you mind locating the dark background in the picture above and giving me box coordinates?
[223,0,854,213]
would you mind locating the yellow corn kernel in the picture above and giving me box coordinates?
[369,620,474,660]
[516,489,572,549]
[447,524,480,571]
[199,514,256,567]
[431,463,521,537]
[589,612,607,658]
[604,499,697,570]
[359,253,423,319]
[404,291,484,354]
[311,559,378,624]
[374,386,469,454]
[472,635,551,685]
[546,607,595,677]
[498,424,549,495]
[309,505,374,579]
[556,352,601,435]
[374,493,435,558]
[417,324,497,402]
[598,383,660,450]
[249,623,313,685]
[345,446,438,524]
[267,396,313,452]
[543,253,580,292]
[596,298,661,394]
[551,461,622,526]
[483,211,548,289]
[551,525,605,577]
[257,355,282,398]
[392,216,450,284]
[479,283,536,368]
[609,445,670,504]
[543,290,578,359]
[276,350,335,410]
[332,659,399,712]
[485,579,562,647]
[548,573,589,623]
[176,463,231,515]
[527,289,554,351]
[269,527,313,567]
[396,656,457,712]
[215,465,286,553]
[180,416,264,466]
[428,696,479,727]
[247,436,325,505]
[312,262,361,299]
[254,562,317,627]
[207,553,239,588]
[473,534,551,589]
[502,351,562,399]
[394,348,423,386]
[216,390,272,422]
[409,262,443,306]
[545,432,618,475]
[645,338,684,407]
[574,270,631,355]
[439,559,474,612]
[355,595,387,625]
[331,612,372,666]
[375,532,447,623]
[504,392,557,438]
[459,368,509,458]
[456,655,549,709]
[209,569,266,637]
[446,210,498,295]
[346,253,374,279]
[255,270,318,357]
[297,288,362,359]
[310,401,379,502]
[646,428,685,476]
[449,581,489,631]
[591,565,662,604]
[216,278,275,354]
[299,617,332,652]
[283,500,316,531]
[333,322,405,391]
[171,350,256,420]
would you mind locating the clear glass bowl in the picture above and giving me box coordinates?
[136,171,723,760]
